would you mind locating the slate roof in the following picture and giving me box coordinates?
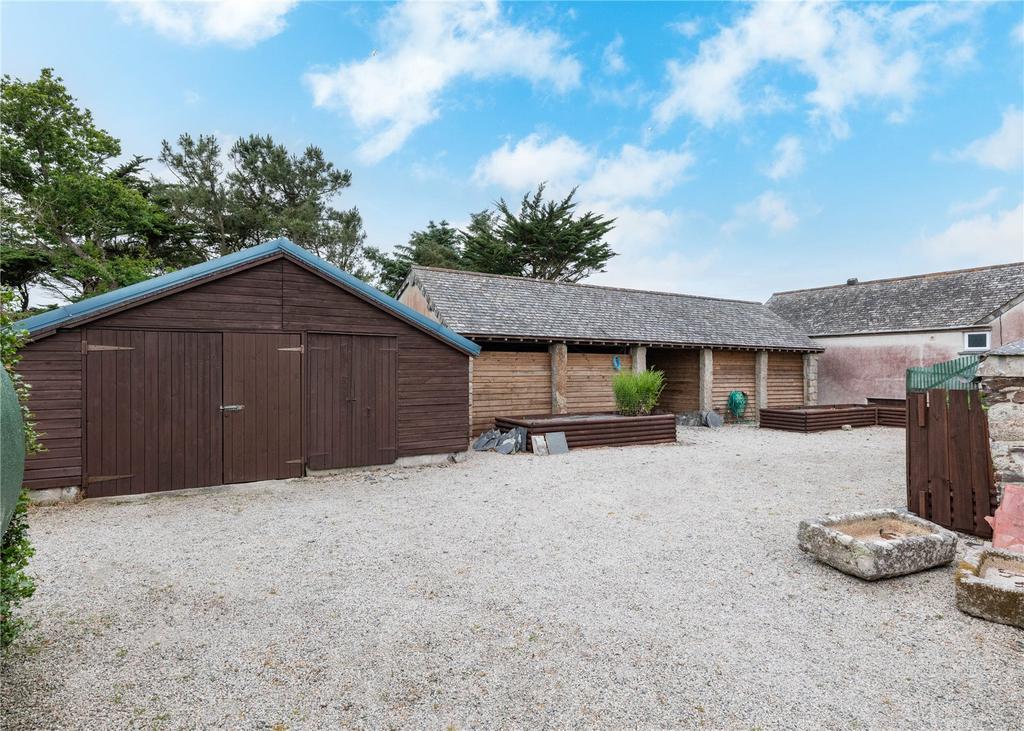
[986,339,1024,356]
[16,240,480,356]
[766,262,1024,337]
[401,267,821,352]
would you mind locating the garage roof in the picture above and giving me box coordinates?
[16,239,480,356]
[400,267,822,352]
[766,262,1024,337]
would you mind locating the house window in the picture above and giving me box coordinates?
[964,331,990,351]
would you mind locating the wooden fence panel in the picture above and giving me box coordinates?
[906,389,993,538]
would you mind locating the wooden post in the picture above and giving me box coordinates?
[630,345,647,373]
[755,351,768,412]
[467,355,474,439]
[699,348,714,411]
[549,342,568,414]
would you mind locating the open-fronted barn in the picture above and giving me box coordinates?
[397,267,822,435]
[16,239,479,498]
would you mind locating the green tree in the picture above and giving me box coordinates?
[366,220,464,295]
[463,184,616,282]
[0,69,177,303]
[157,133,368,274]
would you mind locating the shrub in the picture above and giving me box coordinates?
[1,286,40,649]
[1,490,35,649]
[612,369,665,416]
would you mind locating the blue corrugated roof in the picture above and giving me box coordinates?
[16,239,480,356]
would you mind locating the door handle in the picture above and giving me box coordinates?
[220,404,245,412]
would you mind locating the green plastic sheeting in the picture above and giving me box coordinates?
[1,366,26,534]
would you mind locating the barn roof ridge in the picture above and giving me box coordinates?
[15,239,481,356]
[770,260,1023,296]
[765,261,1024,336]
[408,265,763,305]
[405,266,821,352]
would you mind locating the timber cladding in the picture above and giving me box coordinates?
[648,349,699,413]
[17,255,471,497]
[712,350,758,418]
[766,352,804,407]
[565,352,631,413]
[471,350,550,435]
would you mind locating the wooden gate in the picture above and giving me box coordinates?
[906,389,994,537]
[222,333,304,484]
[85,329,223,497]
[305,334,397,469]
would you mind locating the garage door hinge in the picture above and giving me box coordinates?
[278,345,304,353]
[86,474,134,484]
[285,458,304,464]
[83,343,135,353]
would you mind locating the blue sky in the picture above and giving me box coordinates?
[3,0,1023,302]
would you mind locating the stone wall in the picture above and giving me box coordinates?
[978,352,1024,508]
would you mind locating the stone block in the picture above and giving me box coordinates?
[797,509,957,580]
[955,548,1024,629]
[29,485,82,505]
[985,402,1024,442]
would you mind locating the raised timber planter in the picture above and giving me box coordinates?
[760,403,905,433]
[494,412,677,451]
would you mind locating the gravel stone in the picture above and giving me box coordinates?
[2,426,1022,729]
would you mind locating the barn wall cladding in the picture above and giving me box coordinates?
[16,240,478,498]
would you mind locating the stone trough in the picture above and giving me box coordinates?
[798,509,957,580]
[955,548,1024,629]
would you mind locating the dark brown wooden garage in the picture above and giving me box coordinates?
[16,239,479,498]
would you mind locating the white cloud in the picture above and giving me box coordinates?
[585,145,694,202]
[653,1,975,137]
[669,19,700,38]
[305,1,581,163]
[948,187,1004,217]
[473,134,693,205]
[1014,20,1024,43]
[472,134,591,191]
[943,42,975,69]
[764,135,805,180]
[602,35,627,75]
[953,107,1024,171]
[724,191,798,235]
[921,202,1024,262]
[116,0,297,47]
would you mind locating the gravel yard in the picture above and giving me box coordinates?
[3,426,1021,730]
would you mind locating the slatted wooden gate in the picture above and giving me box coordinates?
[906,389,994,537]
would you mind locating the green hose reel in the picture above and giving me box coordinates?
[727,390,748,422]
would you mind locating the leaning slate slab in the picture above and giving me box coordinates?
[797,509,957,580]
[545,431,569,455]
[955,547,1024,629]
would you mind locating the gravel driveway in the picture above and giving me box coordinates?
[2,426,1021,730]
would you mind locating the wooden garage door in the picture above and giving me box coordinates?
[222,333,304,484]
[84,329,223,497]
[306,334,397,470]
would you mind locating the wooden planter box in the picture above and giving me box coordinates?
[867,398,908,428]
[759,403,905,433]
[494,412,677,451]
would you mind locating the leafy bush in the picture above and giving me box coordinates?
[1,491,35,649]
[612,369,665,416]
[1,286,40,649]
